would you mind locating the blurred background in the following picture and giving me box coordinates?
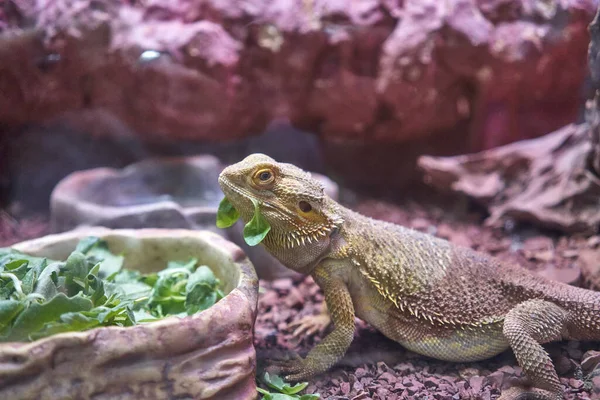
[1,0,596,217]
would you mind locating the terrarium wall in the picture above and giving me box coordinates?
[0,0,597,216]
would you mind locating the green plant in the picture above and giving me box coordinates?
[0,237,224,341]
[216,197,271,246]
[257,372,320,400]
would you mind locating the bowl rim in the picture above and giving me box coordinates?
[2,226,259,347]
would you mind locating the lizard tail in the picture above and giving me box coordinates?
[553,285,600,340]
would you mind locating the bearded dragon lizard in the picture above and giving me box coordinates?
[218,153,600,400]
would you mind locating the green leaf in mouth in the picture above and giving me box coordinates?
[216,197,240,228]
[243,198,271,246]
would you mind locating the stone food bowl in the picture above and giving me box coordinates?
[50,155,339,280]
[50,155,225,234]
[0,227,259,400]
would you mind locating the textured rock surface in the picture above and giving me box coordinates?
[417,5,600,234]
[0,0,596,149]
[2,228,259,400]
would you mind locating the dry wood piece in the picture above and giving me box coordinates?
[418,122,600,234]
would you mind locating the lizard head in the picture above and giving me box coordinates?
[218,153,344,266]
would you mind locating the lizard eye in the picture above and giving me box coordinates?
[298,201,312,213]
[253,168,275,186]
[259,171,272,181]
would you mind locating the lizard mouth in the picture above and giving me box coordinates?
[218,175,274,211]
[218,175,304,222]
[218,175,254,208]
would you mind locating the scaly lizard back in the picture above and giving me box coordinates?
[341,207,600,330]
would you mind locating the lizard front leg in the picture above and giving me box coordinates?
[289,302,331,338]
[276,263,355,381]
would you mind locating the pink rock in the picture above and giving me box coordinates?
[582,350,600,372]
[588,236,600,248]
[523,236,555,251]
[580,248,600,291]
[592,375,600,393]
[340,381,351,395]
[258,290,279,308]
[271,278,293,291]
[376,387,390,398]
[352,380,365,392]
[497,365,517,375]
[569,378,584,389]
[438,383,457,394]
[469,376,486,392]
[284,287,305,308]
[379,371,397,383]
[355,367,368,378]
[406,381,424,394]
[423,377,439,388]
[536,265,582,286]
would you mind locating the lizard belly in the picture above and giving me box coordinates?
[395,325,509,362]
[350,279,509,362]
[362,306,509,362]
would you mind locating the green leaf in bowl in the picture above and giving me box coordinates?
[3,293,93,341]
[185,266,222,315]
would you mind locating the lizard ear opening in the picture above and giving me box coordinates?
[298,201,312,213]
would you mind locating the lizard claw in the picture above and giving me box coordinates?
[266,355,314,382]
[284,368,316,382]
[289,314,331,339]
